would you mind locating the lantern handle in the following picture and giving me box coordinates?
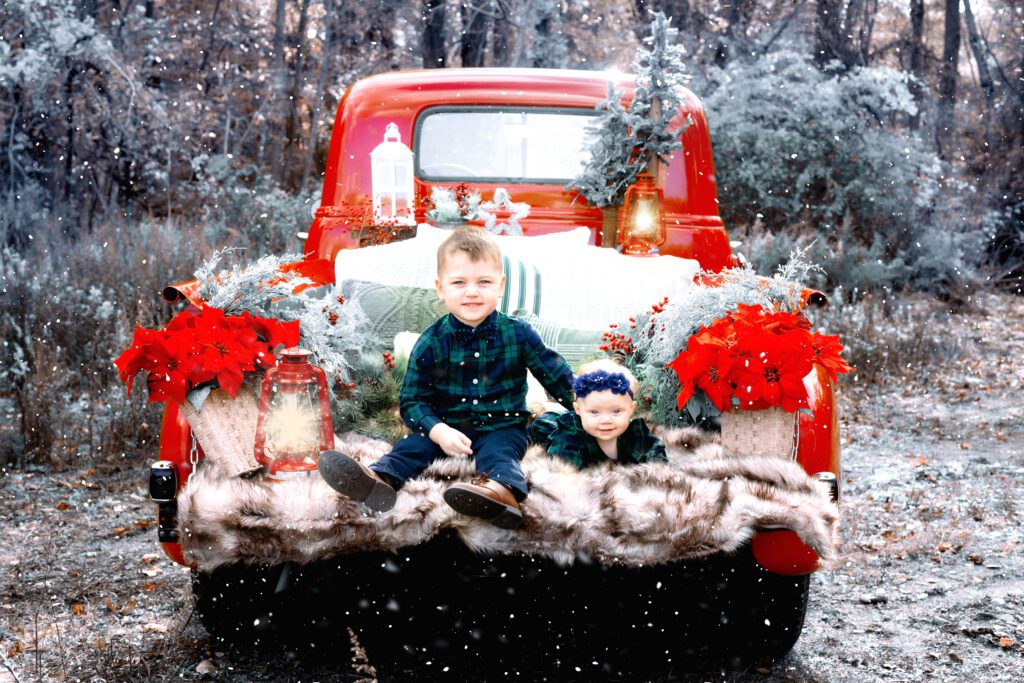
[384,122,401,143]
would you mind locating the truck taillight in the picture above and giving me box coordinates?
[149,460,178,502]
[150,460,180,543]
[617,173,666,255]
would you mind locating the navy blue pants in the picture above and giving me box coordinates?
[370,426,529,501]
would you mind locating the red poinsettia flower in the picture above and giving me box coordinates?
[669,337,735,410]
[244,313,301,351]
[690,321,736,350]
[729,328,814,412]
[113,303,302,404]
[669,303,848,415]
[810,332,853,383]
[732,303,811,335]
[114,327,160,395]
[188,314,251,398]
[144,335,210,404]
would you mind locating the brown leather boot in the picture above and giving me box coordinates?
[443,474,524,529]
[317,450,397,512]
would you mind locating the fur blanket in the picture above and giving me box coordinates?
[178,428,839,571]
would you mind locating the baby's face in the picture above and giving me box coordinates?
[574,390,636,444]
[435,251,505,327]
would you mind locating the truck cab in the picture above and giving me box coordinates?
[305,68,731,269]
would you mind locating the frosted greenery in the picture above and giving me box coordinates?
[425,186,482,224]
[625,249,820,426]
[190,154,319,256]
[194,250,372,388]
[704,51,993,295]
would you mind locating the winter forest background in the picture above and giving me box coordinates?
[1,0,1023,466]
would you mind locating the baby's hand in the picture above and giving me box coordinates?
[429,424,473,458]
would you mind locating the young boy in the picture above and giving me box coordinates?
[319,227,575,529]
[528,359,666,468]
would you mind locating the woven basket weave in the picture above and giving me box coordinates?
[180,386,262,478]
[719,407,798,459]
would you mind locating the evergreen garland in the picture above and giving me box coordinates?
[615,248,822,427]
[194,249,373,391]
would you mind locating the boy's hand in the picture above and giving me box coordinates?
[429,424,473,458]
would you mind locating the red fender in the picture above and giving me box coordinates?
[156,401,199,567]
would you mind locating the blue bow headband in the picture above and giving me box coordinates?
[572,370,634,399]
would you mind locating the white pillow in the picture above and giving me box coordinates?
[333,224,592,290]
[529,246,699,328]
[413,223,592,263]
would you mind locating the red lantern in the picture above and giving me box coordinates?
[617,173,666,255]
[253,348,334,479]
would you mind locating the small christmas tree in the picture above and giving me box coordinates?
[568,12,691,208]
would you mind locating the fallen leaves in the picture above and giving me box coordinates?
[999,636,1015,648]
[70,603,86,617]
[143,623,169,634]
[111,519,154,536]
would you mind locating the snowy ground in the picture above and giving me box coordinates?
[1,295,1022,682]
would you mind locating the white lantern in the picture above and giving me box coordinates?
[370,123,415,225]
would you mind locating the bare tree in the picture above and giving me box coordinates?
[962,0,996,109]
[268,0,289,181]
[713,0,749,67]
[815,0,875,70]
[303,0,334,188]
[461,1,492,67]
[285,0,313,187]
[906,0,925,129]
[935,0,960,159]
[422,0,446,67]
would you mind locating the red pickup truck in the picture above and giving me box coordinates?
[155,68,841,675]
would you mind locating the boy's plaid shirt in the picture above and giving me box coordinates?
[400,311,575,435]
[527,411,667,469]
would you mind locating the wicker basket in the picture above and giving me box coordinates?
[180,386,263,478]
[719,407,798,459]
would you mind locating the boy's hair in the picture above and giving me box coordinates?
[574,358,640,397]
[437,227,503,273]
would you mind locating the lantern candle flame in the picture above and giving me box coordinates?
[617,173,666,255]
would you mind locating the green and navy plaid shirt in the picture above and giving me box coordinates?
[527,410,667,469]
[400,311,575,435]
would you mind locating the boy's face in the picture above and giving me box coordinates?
[574,390,636,445]
[435,250,505,328]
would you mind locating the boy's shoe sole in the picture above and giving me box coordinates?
[318,450,397,512]
[443,486,524,529]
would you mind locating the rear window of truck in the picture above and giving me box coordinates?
[415,106,598,184]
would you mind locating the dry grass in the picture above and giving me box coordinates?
[808,292,973,387]
[1,217,221,467]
